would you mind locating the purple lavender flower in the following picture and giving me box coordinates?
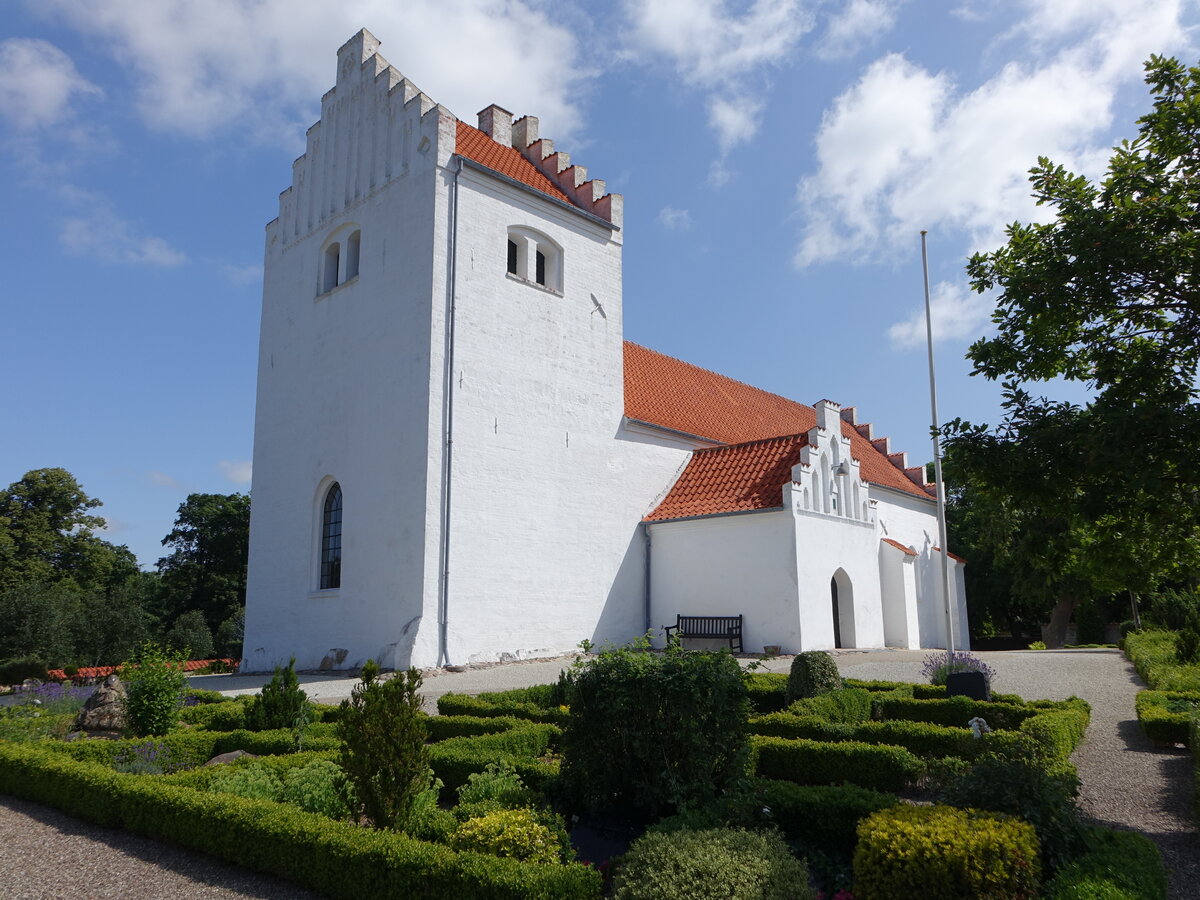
[921,651,996,686]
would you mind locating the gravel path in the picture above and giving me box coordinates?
[3,648,1195,898]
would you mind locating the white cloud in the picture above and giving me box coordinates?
[99,516,131,535]
[36,0,589,144]
[59,194,186,267]
[218,460,253,485]
[888,280,992,349]
[658,206,693,230]
[0,38,101,131]
[817,0,901,60]
[621,0,813,157]
[222,264,263,286]
[146,471,183,489]
[795,0,1192,267]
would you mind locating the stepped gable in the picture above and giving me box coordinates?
[455,121,572,204]
[646,434,808,521]
[624,341,934,504]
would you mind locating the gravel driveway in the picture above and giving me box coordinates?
[2,648,1195,898]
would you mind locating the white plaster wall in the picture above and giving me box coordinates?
[435,167,690,665]
[244,39,453,672]
[792,507,884,650]
[647,511,800,654]
[878,545,920,648]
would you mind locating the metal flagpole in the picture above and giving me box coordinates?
[921,231,955,664]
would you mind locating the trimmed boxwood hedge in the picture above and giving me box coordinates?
[0,742,600,899]
[743,672,788,713]
[1125,629,1200,692]
[1040,825,1167,899]
[874,695,1038,730]
[425,715,527,742]
[750,735,924,792]
[750,713,976,759]
[753,778,898,854]
[436,693,566,725]
[428,722,560,795]
[1135,690,1200,746]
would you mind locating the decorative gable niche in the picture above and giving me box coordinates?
[786,399,875,524]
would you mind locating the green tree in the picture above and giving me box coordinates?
[0,468,138,593]
[156,492,250,631]
[943,56,1200,643]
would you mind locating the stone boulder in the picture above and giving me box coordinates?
[74,673,127,735]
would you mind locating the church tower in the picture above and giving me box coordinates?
[243,30,632,671]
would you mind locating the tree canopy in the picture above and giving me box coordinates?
[944,56,1200,642]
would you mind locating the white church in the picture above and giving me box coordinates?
[242,30,969,672]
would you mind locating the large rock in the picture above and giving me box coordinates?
[74,673,127,734]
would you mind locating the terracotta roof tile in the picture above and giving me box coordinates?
[455,121,572,205]
[624,342,933,501]
[881,537,918,556]
[646,434,806,521]
[934,546,968,564]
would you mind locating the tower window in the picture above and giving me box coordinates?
[345,230,361,280]
[320,482,342,590]
[505,226,562,292]
[322,243,341,293]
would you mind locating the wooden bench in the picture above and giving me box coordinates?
[663,614,743,653]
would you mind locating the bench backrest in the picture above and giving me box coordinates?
[676,615,741,636]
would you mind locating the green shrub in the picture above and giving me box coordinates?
[751,735,924,792]
[1134,690,1200,745]
[426,714,522,742]
[0,741,602,899]
[853,804,1040,900]
[786,651,841,702]
[842,678,914,693]
[437,692,566,724]
[753,778,898,855]
[165,609,214,660]
[612,827,812,900]
[282,759,352,819]
[429,722,559,796]
[456,761,539,817]
[245,657,309,733]
[912,683,945,699]
[0,657,49,684]
[1178,627,1200,664]
[750,713,976,759]
[179,697,251,731]
[744,672,788,713]
[558,642,750,819]
[874,695,1035,730]
[184,688,231,704]
[1145,590,1200,632]
[1042,825,1167,899]
[336,661,432,830]
[122,642,189,737]
[450,808,561,864]
[940,753,1083,875]
[211,763,284,802]
[788,687,872,723]
[1124,629,1200,691]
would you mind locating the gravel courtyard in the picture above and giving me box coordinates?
[1,648,1196,898]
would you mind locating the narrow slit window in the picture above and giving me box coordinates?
[507,239,518,275]
[323,243,340,293]
[345,231,361,280]
[535,250,546,285]
[320,483,342,590]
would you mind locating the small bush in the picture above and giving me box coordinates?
[786,651,841,702]
[853,804,1040,900]
[456,760,539,819]
[1178,627,1200,664]
[210,763,284,802]
[1042,825,1167,900]
[754,778,898,855]
[558,642,750,819]
[612,827,812,900]
[282,759,352,819]
[0,657,50,685]
[921,650,996,687]
[436,692,566,724]
[744,672,789,713]
[245,657,309,733]
[450,808,560,864]
[940,753,1084,875]
[336,661,432,830]
[751,735,924,792]
[875,695,1036,731]
[1029,641,1048,650]
[788,687,872,723]
[122,642,189,737]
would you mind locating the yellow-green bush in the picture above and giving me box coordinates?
[1135,690,1200,745]
[612,827,812,900]
[853,804,1040,900]
[1125,629,1200,691]
[1041,825,1166,899]
[450,808,561,864]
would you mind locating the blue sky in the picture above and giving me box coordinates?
[1,0,1195,568]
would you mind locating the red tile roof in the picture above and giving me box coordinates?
[45,659,239,682]
[624,342,934,506]
[455,121,572,205]
[881,537,918,556]
[934,546,968,564]
[646,434,808,521]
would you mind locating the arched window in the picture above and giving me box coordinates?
[320,482,342,590]
[322,243,341,293]
[345,230,361,280]
[505,226,562,292]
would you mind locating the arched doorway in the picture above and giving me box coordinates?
[831,569,855,648]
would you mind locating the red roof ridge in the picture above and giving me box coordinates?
[934,546,967,564]
[692,432,810,454]
[881,537,917,556]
